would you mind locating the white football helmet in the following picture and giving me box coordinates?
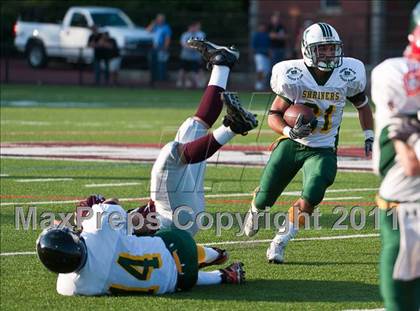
[301,22,343,71]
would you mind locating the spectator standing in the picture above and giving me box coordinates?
[147,14,172,84]
[252,23,271,90]
[177,22,206,88]
[88,26,112,85]
[293,20,313,59]
[103,32,121,85]
[268,12,288,66]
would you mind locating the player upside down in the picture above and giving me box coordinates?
[36,39,258,295]
[150,38,258,236]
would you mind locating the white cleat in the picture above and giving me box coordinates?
[244,205,260,237]
[266,241,286,264]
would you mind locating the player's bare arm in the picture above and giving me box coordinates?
[267,95,291,135]
[349,92,374,156]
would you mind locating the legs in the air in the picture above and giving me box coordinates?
[178,39,257,164]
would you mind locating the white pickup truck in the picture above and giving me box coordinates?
[14,6,154,68]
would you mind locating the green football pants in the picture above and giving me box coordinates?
[254,139,337,209]
[155,228,198,291]
[380,208,420,311]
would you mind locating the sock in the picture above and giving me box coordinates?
[212,125,235,145]
[194,85,224,128]
[273,221,298,245]
[181,133,222,164]
[208,65,230,89]
[204,246,220,263]
[196,245,221,265]
[196,271,222,286]
[194,66,229,128]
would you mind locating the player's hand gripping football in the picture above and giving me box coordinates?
[288,114,318,139]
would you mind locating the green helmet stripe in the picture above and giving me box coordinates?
[318,23,328,37]
[320,23,333,37]
[324,23,333,37]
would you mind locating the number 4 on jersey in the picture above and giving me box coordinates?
[117,253,162,281]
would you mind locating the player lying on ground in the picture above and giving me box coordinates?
[243,22,374,263]
[371,20,420,311]
[150,38,258,236]
[36,197,245,296]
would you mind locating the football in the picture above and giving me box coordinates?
[283,104,316,127]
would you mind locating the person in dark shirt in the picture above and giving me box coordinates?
[103,32,120,85]
[268,13,288,66]
[88,26,111,85]
[252,23,271,90]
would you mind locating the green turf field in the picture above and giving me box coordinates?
[1,85,382,310]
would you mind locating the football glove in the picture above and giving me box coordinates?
[288,114,318,139]
[128,200,159,236]
[76,194,106,208]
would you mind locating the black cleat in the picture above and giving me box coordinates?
[187,38,239,69]
[220,262,245,284]
[221,92,258,135]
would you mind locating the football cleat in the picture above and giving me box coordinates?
[220,262,245,284]
[199,247,229,268]
[243,204,260,237]
[187,38,239,69]
[266,241,286,264]
[221,92,258,136]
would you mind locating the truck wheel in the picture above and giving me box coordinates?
[27,42,47,68]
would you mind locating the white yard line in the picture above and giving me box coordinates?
[1,251,37,256]
[85,182,142,188]
[15,178,73,183]
[209,233,380,246]
[0,174,9,177]
[322,196,362,201]
[0,188,378,206]
[0,156,373,173]
[0,233,380,256]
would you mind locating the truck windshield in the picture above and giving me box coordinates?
[91,12,129,27]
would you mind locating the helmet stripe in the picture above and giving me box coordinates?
[320,23,333,37]
[318,23,327,37]
[324,23,333,37]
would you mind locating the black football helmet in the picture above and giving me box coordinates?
[36,226,87,273]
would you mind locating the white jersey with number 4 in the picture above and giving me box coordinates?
[371,57,420,202]
[271,57,366,148]
[56,204,178,296]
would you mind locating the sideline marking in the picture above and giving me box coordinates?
[16,178,73,183]
[85,182,142,188]
[0,233,380,256]
[0,188,378,206]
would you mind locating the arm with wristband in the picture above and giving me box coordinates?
[348,92,375,156]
